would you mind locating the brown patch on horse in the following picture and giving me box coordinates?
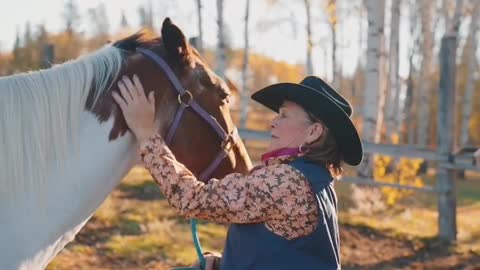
[83,18,253,177]
[85,19,198,141]
[84,31,171,141]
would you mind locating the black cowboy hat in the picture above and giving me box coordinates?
[251,76,363,166]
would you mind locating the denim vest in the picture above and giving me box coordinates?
[220,157,340,270]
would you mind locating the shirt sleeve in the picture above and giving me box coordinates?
[139,134,314,224]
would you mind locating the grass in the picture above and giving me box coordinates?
[47,167,228,269]
[47,153,480,269]
[337,170,480,254]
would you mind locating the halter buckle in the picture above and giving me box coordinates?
[177,90,193,106]
[221,134,235,152]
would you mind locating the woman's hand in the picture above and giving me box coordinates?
[191,252,222,270]
[112,74,157,142]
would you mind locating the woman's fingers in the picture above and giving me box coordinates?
[118,80,133,103]
[132,74,147,100]
[112,92,127,110]
[148,91,155,106]
[122,76,138,100]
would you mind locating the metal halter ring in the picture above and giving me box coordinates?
[177,90,193,106]
[221,134,235,152]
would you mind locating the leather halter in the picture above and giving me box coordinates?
[136,47,240,181]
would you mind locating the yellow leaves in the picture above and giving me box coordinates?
[228,49,303,91]
[391,133,400,144]
[470,114,480,143]
[373,151,425,206]
[324,0,337,26]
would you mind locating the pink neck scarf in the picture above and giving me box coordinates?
[261,147,301,163]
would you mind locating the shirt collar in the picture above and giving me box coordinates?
[261,147,302,166]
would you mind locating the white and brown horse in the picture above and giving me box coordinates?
[0,18,252,270]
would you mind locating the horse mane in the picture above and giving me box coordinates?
[0,44,124,195]
[113,30,162,52]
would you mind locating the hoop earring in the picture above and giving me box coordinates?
[299,143,308,154]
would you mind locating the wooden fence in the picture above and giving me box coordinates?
[41,37,473,242]
[239,36,477,243]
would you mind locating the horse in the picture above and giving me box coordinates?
[0,18,253,270]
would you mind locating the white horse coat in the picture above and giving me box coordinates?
[0,46,137,270]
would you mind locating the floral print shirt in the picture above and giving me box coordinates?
[140,134,320,240]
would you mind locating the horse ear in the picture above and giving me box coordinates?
[161,18,191,63]
[225,77,239,96]
[225,77,241,107]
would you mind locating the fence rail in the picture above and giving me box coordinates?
[240,37,473,243]
[238,128,480,173]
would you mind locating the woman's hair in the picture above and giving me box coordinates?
[302,111,343,179]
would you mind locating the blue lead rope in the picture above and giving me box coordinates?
[191,219,206,270]
[171,219,205,270]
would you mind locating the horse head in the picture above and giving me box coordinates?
[0,18,251,270]
[88,18,252,178]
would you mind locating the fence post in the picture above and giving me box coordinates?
[41,44,54,69]
[437,36,457,243]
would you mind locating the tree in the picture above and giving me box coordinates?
[359,0,385,176]
[88,3,110,50]
[10,27,23,72]
[239,0,251,129]
[439,0,463,37]
[216,0,227,78]
[138,2,154,31]
[325,0,337,86]
[460,0,479,146]
[23,22,36,69]
[304,0,314,75]
[416,0,435,146]
[385,0,401,141]
[195,0,204,54]
[62,0,81,36]
[120,10,130,30]
[404,0,420,144]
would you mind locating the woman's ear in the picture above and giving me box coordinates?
[306,123,324,144]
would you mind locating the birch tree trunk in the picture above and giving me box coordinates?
[216,0,226,78]
[450,0,464,36]
[240,0,251,129]
[442,0,464,36]
[359,0,385,176]
[327,0,338,87]
[406,0,420,144]
[416,1,435,146]
[460,0,479,146]
[386,0,401,141]
[374,3,387,144]
[304,0,314,75]
[442,0,453,33]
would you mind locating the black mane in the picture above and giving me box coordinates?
[113,31,162,51]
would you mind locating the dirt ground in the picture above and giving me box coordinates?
[341,224,480,270]
[47,167,480,270]
[47,221,480,270]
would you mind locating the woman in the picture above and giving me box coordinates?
[113,75,363,270]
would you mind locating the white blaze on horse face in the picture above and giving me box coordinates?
[0,113,137,270]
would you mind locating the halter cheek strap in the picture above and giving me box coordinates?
[136,47,241,270]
